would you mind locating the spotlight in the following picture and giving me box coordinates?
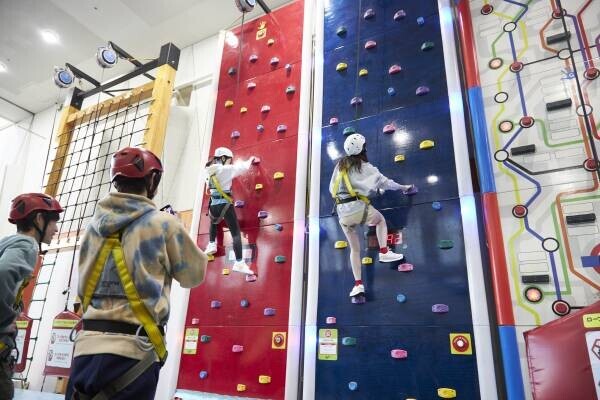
[235,0,256,12]
[96,43,118,68]
[53,66,74,88]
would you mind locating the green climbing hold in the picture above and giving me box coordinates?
[343,127,356,136]
[342,337,357,346]
[438,240,454,249]
[421,41,435,51]
[336,26,347,37]
[274,255,286,263]
[200,335,211,343]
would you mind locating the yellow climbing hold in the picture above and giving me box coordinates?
[336,62,348,72]
[335,241,348,249]
[362,257,373,264]
[255,183,264,190]
[240,107,248,113]
[208,254,215,262]
[437,388,456,398]
[420,140,435,150]
[222,268,230,275]
[394,154,405,162]
[237,384,246,392]
[267,38,275,46]
[359,68,368,77]
[225,100,234,108]
[258,375,271,384]
[274,172,285,180]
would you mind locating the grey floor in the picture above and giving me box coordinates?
[14,389,64,399]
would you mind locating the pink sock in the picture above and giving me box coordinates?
[380,247,388,254]
[355,280,363,286]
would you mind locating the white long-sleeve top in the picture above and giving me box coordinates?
[329,161,404,217]
[206,159,253,204]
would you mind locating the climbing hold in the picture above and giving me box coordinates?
[326,316,337,324]
[394,10,406,20]
[432,201,442,210]
[404,185,418,195]
[237,384,246,392]
[585,67,600,80]
[396,294,407,303]
[363,8,375,19]
[481,4,493,15]
[246,274,257,282]
[255,183,263,190]
[438,240,454,249]
[232,345,244,352]
[231,130,241,139]
[264,308,276,316]
[270,57,280,66]
[336,62,348,72]
[389,64,402,75]
[437,388,457,398]
[191,318,200,325]
[391,349,408,359]
[277,124,288,133]
[499,120,513,133]
[234,200,245,208]
[240,299,250,308]
[247,82,256,90]
[225,100,234,108]
[510,61,524,73]
[261,105,271,113]
[252,157,261,164]
[199,370,208,379]
[336,26,347,37]
[200,335,211,343]
[362,257,373,264]
[512,204,528,218]
[222,268,230,275]
[268,38,275,46]
[207,254,215,262]
[330,117,339,125]
[352,295,366,304]
[335,240,348,249]
[228,67,237,76]
[211,300,221,309]
[274,172,285,180]
[584,159,599,172]
[432,304,450,313]
[274,255,286,263]
[421,41,435,51]
[348,382,358,391]
[417,16,425,26]
[420,140,435,149]
[274,224,283,231]
[394,155,405,163]
[257,124,265,133]
[383,124,396,134]
[342,337,357,346]
[519,116,534,128]
[259,375,271,384]
[350,97,362,106]
[258,210,268,219]
[249,54,258,63]
[343,127,356,136]
[365,40,377,49]
[240,107,248,114]
[359,68,369,77]
[286,85,296,94]
[398,263,414,272]
[387,87,396,96]
[416,86,430,96]
[285,63,292,72]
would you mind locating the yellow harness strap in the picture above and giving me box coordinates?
[14,276,31,309]
[82,233,167,362]
[209,175,233,204]
[0,342,6,352]
[332,169,370,204]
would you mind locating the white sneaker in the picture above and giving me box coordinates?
[233,260,255,275]
[349,284,365,297]
[379,251,404,263]
[205,241,217,255]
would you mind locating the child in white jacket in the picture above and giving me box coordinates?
[330,134,415,297]
[204,147,256,275]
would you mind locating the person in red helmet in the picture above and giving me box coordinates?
[0,193,63,399]
[66,147,207,400]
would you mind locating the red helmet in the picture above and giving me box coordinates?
[110,147,163,181]
[8,193,63,224]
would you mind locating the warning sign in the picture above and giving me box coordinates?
[318,329,338,361]
[183,328,199,355]
[450,333,473,355]
[585,331,600,399]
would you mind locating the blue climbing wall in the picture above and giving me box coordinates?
[314,1,482,398]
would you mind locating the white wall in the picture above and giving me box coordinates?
[0,34,219,393]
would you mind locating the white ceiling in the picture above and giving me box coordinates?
[0,0,292,122]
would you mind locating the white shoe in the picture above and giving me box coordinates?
[205,241,217,255]
[379,251,404,263]
[349,284,365,297]
[233,260,255,275]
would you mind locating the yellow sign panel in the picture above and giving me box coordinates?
[449,333,472,355]
[183,328,199,355]
[584,313,600,328]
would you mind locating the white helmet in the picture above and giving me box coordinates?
[214,147,233,158]
[344,133,366,156]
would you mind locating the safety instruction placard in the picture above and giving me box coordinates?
[318,329,338,361]
[585,331,600,399]
[45,324,76,368]
[183,328,199,355]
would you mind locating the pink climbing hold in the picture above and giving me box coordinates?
[350,96,363,106]
[388,64,402,75]
[270,57,280,66]
[383,124,396,134]
[391,349,408,359]
[330,117,339,125]
[365,40,377,49]
[232,345,244,353]
[245,274,257,282]
[261,105,271,113]
[249,54,258,63]
[326,317,337,324]
[394,10,406,21]
[231,130,241,139]
[247,82,257,90]
[258,210,268,219]
[397,263,414,272]
[252,157,261,164]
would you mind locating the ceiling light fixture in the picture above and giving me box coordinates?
[40,29,60,45]
[0,62,7,73]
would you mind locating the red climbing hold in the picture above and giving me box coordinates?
[512,204,528,219]
[481,4,493,15]
[552,300,570,316]
[510,61,524,73]
[584,158,599,172]
[519,116,534,128]
[585,67,600,80]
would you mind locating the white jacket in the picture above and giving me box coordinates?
[206,159,253,204]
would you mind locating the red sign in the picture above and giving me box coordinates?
[43,310,80,376]
[14,313,32,373]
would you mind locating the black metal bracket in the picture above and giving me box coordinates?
[257,0,271,13]
[108,41,155,81]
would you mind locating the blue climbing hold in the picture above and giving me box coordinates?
[348,382,358,391]
[274,224,283,231]
[240,299,250,308]
[396,294,407,303]
[199,370,208,379]
[387,87,396,96]
[417,16,425,26]
[432,201,442,211]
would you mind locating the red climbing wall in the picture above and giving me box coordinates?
[177,2,304,398]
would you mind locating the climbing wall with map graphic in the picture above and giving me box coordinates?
[459,0,600,398]
[309,1,494,399]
